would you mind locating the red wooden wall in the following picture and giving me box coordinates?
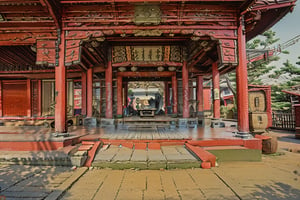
[2,81,28,116]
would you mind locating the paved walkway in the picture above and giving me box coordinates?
[1,149,300,200]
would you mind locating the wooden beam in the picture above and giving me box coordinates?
[0,80,2,117]
[39,0,62,29]
[0,72,82,79]
[61,0,243,4]
[82,47,99,65]
[117,71,176,78]
[0,69,81,74]
[63,25,237,31]
[0,5,45,13]
[93,65,105,73]
[113,61,182,67]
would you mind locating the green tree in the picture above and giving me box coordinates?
[223,30,281,100]
[270,57,300,110]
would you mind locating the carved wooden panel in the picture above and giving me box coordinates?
[36,40,57,66]
[219,39,237,64]
[65,39,81,66]
[134,5,161,25]
[112,45,183,63]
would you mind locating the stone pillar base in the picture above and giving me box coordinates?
[233,131,253,139]
[178,118,188,128]
[83,117,97,127]
[211,118,225,128]
[197,112,204,127]
[100,118,115,128]
[53,132,69,137]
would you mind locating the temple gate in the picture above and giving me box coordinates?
[0,0,296,135]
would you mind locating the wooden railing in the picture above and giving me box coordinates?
[272,112,295,130]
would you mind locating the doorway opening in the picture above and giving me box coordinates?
[126,81,166,116]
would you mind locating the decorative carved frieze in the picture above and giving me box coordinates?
[113,46,127,63]
[170,46,182,62]
[112,45,184,64]
[0,32,57,45]
[133,30,162,37]
[134,5,161,26]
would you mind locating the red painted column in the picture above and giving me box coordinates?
[182,61,189,118]
[117,76,123,116]
[27,79,31,117]
[212,62,220,119]
[81,72,87,116]
[55,30,67,133]
[264,86,272,128]
[236,16,249,133]
[172,75,178,114]
[124,82,128,107]
[86,68,93,117]
[197,76,204,113]
[105,56,113,119]
[38,80,42,116]
[0,80,2,117]
[294,104,300,136]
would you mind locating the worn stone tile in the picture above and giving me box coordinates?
[148,150,166,161]
[130,150,148,161]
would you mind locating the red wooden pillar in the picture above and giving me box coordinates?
[182,61,189,118]
[81,72,87,116]
[55,30,67,133]
[197,76,204,113]
[38,80,42,117]
[212,62,220,119]
[265,86,272,128]
[27,79,31,117]
[86,68,93,117]
[172,75,178,114]
[117,76,123,116]
[0,80,2,117]
[236,16,249,133]
[105,56,113,119]
[123,82,128,107]
[294,104,300,136]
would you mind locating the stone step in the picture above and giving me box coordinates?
[185,143,216,168]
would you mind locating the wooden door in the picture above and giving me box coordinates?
[2,81,28,116]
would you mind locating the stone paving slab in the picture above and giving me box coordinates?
[1,149,300,200]
[0,165,87,200]
[130,150,147,161]
[92,145,200,169]
[147,149,166,161]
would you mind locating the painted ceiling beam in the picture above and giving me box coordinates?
[117,71,176,78]
[250,1,296,11]
[63,25,237,31]
[61,0,243,3]
[112,61,183,68]
[0,5,44,13]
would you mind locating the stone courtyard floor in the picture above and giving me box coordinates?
[0,147,299,200]
[0,129,300,199]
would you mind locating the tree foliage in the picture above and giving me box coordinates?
[271,57,300,110]
[223,30,300,111]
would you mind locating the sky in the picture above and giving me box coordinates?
[269,2,300,66]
